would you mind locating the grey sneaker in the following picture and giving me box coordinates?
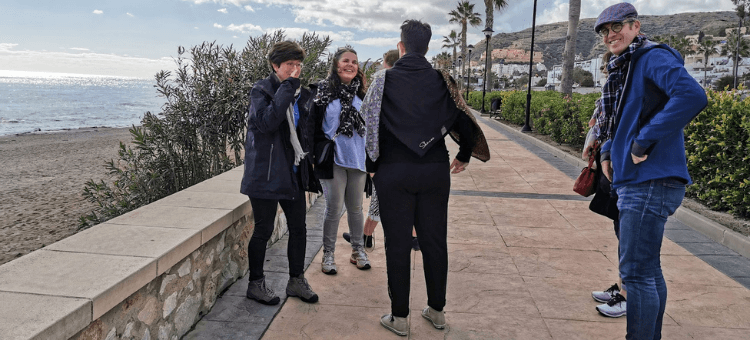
[322,250,337,275]
[380,314,408,336]
[350,246,371,270]
[596,293,627,318]
[246,277,280,305]
[286,275,319,303]
[421,306,446,329]
[592,283,620,303]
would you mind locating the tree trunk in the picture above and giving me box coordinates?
[560,0,581,95]
[462,21,468,88]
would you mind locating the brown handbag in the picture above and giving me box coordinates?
[573,141,599,197]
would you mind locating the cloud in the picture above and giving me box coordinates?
[0,44,174,78]
[93,9,103,14]
[218,8,228,13]
[226,23,263,34]
[244,5,254,12]
[70,48,90,51]
[126,12,134,17]
[356,37,400,47]
[214,23,223,29]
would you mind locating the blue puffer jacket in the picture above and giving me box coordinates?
[601,42,707,189]
[240,73,321,200]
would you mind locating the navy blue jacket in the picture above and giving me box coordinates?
[240,73,321,200]
[601,42,707,188]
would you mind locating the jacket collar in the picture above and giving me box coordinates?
[392,53,432,70]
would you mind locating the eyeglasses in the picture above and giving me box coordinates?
[599,20,634,37]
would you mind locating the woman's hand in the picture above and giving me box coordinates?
[602,160,613,182]
[450,158,468,174]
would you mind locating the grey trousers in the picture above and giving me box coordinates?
[321,164,366,252]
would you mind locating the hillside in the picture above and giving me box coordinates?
[471,11,738,69]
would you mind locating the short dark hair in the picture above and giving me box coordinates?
[267,41,306,71]
[383,49,399,67]
[400,20,431,55]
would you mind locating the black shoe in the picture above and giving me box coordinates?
[364,234,374,250]
[343,232,351,243]
[412,237,420,251]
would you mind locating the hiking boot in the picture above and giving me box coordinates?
[592,283,620,303]
[411,237,420,251]
[246,276,280,305]
[596,293,627,318]
[286,274,319,303]
[421,306,446,329]
[350,246,371,270]
[364,234,375,250]
[321,250,337,275]
[380,314,409,336]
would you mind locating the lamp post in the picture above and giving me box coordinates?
[457,55,463,89]
[466,44,474,100]
[481,27,494,114]
[452,61,456,79]
[522,0,538,132]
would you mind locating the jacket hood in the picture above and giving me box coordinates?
[633,40,684,65]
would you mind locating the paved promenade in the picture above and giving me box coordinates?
[185,114,750,339]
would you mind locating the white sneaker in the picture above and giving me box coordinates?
[380,314,408,336]
[421,306,446,329]
[350,246,371,270]
[321,250,337,275]
[592,283,620,303]
[596,293,626,318]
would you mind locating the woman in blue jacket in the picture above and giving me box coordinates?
[240,41,321,305]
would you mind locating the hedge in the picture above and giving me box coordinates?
[466,88,750,218]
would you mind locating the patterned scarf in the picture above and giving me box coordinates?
[314,77,365,138]
[598,35,647,143]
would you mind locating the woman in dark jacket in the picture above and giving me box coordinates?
[240,41,320,305]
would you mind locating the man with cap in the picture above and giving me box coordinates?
[593,3,706,339]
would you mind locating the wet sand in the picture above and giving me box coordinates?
[0,127,133,266]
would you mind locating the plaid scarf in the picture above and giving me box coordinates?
[314,77,365,138]
[598,35,647,142]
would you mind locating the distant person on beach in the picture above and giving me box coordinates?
[594,3,706,338]
[313,47,371,274]
[361,19,490,336]
[240,41,320,305]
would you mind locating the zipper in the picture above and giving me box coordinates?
[267,144,274,181]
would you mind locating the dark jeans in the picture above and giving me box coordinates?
[374,161,451,318]
[247,189,307,281]
[616,178,685,340]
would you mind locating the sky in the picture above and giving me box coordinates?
[0,0,737,79]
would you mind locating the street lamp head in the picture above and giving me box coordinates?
[482,27,494,38]
[467,44,474,55]
[457,55,463,63]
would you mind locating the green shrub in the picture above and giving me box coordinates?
[685,88,750,217]
[80,31,333,228]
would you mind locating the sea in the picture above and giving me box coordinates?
[0,70,164,136]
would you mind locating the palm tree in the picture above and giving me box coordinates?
[720,30,750,81]
[654,35,692,59]
[449,1,482,85]
[697,38,719,88]
[442,30,461,78]
[484,0,509,31]
[560,0,581,95]
[731,0,749,88]
[433,51,453,70]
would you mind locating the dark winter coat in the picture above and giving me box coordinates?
[240,73,321,200]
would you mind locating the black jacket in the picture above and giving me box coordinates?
[240,73,321,200]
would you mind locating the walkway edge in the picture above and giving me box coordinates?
[478,113,750,260]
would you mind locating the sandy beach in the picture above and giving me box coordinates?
[0,127,133,266]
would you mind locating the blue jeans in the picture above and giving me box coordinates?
[616,179,685,340]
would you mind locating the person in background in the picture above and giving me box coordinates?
[594,3,706,338]
[343,48,422,251]
[313,47,371,275]
[362,19,490,336]
[241,41,321,305]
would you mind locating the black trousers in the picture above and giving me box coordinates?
[373,161,450,317]
[247,189,307,281]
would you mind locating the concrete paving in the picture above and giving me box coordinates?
[183,113,750,339]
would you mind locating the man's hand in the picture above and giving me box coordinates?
[450,158,468,174]
[631,153,648,164]
[602,160,613,183]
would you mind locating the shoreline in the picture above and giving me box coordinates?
[0,126,133,265]
[0,125,141,138]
